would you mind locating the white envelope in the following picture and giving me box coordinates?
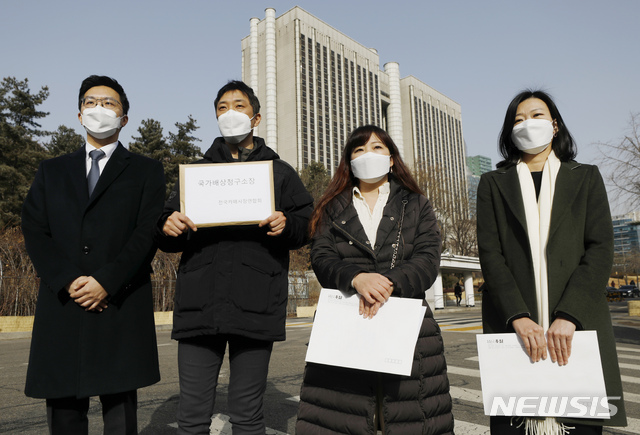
[305,288,427,376]
[476,331,612,419]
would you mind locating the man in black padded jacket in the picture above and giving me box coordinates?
[156,81,313,435]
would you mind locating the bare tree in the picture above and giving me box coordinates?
[413,164,476,256]
[0,227,38,316]
[596,112,640,211]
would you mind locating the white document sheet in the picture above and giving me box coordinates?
[179,161,275,227]
[305,288,427,376]
[476,331,611,419]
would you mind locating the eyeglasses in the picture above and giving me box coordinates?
[81,97,122,110]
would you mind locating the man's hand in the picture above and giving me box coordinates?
[546,318,576,366]
[69,276,109,312]
[66,276,89,294]
[259,211,286,236]
[512,317,547,363]
[352,273,393,306]
[163,211,197,237]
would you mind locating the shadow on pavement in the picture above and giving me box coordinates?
[140,394,179,435]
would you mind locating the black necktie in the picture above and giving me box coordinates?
[87,149,105,196]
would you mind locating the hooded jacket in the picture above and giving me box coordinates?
[156,137,313,342]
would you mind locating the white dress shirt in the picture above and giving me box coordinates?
[352,181,390,248]
[85,142,118,176]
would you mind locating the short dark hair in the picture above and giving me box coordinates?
[497,89,577,168]
[78,75,130,115]
[214,80,260,116]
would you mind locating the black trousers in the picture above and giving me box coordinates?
[177,334,273,435]
[46,390,137,435]
[490,416,603,435]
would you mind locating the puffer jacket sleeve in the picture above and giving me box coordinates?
[384,195,442,299]
[155,178,191,253]
[311,212,365,292]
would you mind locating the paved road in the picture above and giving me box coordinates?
[1,303,638,434]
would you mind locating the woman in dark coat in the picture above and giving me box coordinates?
[477,90,627,434]
[296,125,454,435]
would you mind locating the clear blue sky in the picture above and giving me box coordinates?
[2,0,638,185]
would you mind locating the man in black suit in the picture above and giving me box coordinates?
[21,75,165,435]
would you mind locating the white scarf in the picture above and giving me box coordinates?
[516,150,571,435]
[516,150,560,330]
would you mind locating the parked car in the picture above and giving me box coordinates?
[618,285,640,298]
[606,286,623,302]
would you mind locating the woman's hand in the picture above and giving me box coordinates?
[512,317,547,363]
[359,297,383,319]
[352,273,393,305]
[546,318,576,366]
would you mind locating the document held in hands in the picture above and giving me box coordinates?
[476,331,612,418]
[179,161,275,227]
[305,288,427,376]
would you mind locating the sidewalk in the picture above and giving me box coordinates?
[2,301,638,340]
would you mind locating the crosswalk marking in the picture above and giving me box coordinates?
[437,316,483,333]
[618,354,640,361]
[285,322,313,328]
[449,384,640,434]
[617,346,640,353]
[168,414,289,435]
[622,375,640,385]
[625,392,640,403]
[447,365,640,405]
[620,362,640,371]
[448,365,481,377]
[454,419,489,434]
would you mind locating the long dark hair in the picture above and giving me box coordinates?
[497,89,577,168]
[309,125,422,237]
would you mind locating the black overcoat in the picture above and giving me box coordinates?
[477,161,627,426]
[296,179,454,435]
[21,143,165,399]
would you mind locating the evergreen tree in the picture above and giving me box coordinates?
[130,118,174,197]
[166,115,201,195]
[0,77,50,228]
[299,160,331,202]
[290,161,330,272]
[129,118,170,161]
[46,125,84,157]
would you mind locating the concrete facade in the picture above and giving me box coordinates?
[240,7,468,213]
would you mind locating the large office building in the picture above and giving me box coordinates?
[240,7,468,215]
[612,211,640,256]
[466,155,492,177]
[466,155,492,216]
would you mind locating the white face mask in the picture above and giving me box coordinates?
[511,119,554,155]
[81,105,123,139]
[217,109,255,144]
[351,152,391,183]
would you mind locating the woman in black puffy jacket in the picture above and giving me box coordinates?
[296,125,454,435]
